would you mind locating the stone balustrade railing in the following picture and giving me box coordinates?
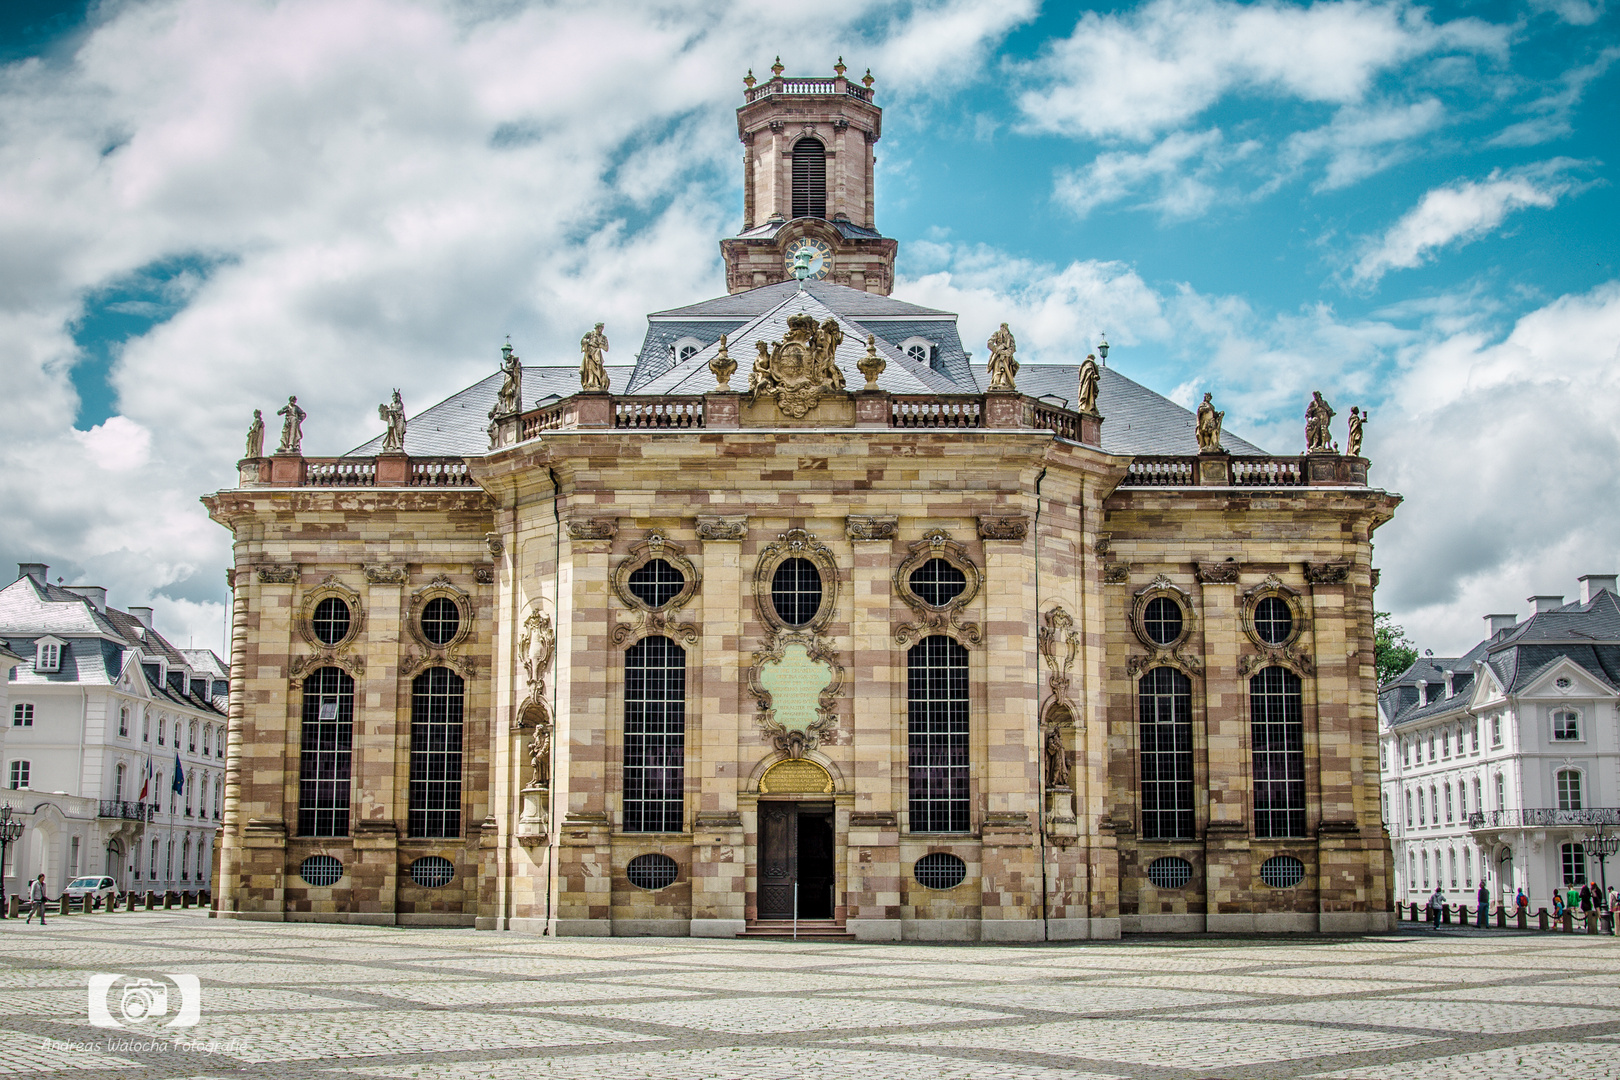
[745,77,873,104]
[890,396,982,428]
[1120,453,1365,488]
[238,454,477,489]
[1468,807,1620,829]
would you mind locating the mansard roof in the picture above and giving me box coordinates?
[650,280,950,319]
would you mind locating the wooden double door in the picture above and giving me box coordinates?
[757,801,835,919]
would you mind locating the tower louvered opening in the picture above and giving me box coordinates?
[791,138,827,219]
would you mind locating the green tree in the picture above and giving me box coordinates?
[1375,611,1419,686]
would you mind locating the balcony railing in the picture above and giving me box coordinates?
[745,78,873,104]
[1468,808,1620,829]
[99,800,154,822]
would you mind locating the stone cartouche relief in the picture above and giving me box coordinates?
[289,576,365,684]
[893,531,983,648]
[1237,574,1314,677]
[1124,574,1202,679]
[609,532,701,646]
[748,529,842,759]
[401,576,476,680]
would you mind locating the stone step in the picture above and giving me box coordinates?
[737,919,856,940]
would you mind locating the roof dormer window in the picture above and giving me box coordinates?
[35,638,62,673]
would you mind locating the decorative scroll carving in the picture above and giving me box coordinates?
[893,530,983,647]
[1238,574,1311,674]
[753,529,838,634]
[748,313,846,418]
[297,577,364,650]
[289,650,364,685]
[976,515,1028,541]
[1305,561,1350,584]
[1238,649,1314,677]
[473,564,494,584]
[565,517,617,541]
[257,564,299,584]
[1126,650,1202,678]
[696,516,747,541]
[610,532,700,646]
[1127,575,1200,678]
[399,576,474,681]
[1103,563,1128,584]
[1093,533,1111,557]
[485,531,504,557]
[845,515,897,541]
[1038,605,1081,719]
[1195,561,1240,584]
[748,630,844,759]
[363,564,407,584]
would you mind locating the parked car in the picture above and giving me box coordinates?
[62,876,120,908]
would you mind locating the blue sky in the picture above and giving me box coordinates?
[1,0,1617,656]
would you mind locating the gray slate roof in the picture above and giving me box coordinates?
[648,281,950,319]
[732,220,887,241]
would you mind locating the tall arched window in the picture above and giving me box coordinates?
[409,667,464,838]
[1138,667,1194,840]
[791,137,827,219]
[1556,769,1582,810]
[115,763,126,802]
[623,636,686,833]
[298,666,354,837]
[181,837,191,880]
[908,635,970,833]
[1250,666,1305,838]
[1405,789,1413,827]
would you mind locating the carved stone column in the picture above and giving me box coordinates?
[692,515,746,937]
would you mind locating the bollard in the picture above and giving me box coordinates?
[162,892,174,909]
[1587,912,1599,935]
[1537,909,1549,931]
[6,895,17,918]
[59,896,72,915]
[1410,902,1420,921]
[180,893,191,909]
[1497,905,1507,928]
[1441,904,1451,925]
[83,895,94,915]
[1458,904,1469,925]
[145,891,157,910]
[1562,911,1573,933]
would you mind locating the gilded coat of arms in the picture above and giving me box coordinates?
[749,313,847,418]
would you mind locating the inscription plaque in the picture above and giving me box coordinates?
[756,642,832,733]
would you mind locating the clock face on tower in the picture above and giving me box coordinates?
[783,237,833,280]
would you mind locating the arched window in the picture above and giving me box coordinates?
[1447,847,1456,887]
[623,636,686,833]
[1430,784,1438,823]
[115,763,126,802]
[1421,850,1429,887]
[1138,667,1193,840]
[1556,769,1582,811]
[1250,666,1305,838]
[1444,782,1453,822]
[181,837,191,880]
[298,666,354,837]
[409,667,464,838]
[188,721,198,752]
[1405,789,1413,827]
[1408,851,1416,891]
[908,635,970,833]
[1464,846,1473,886]
[791,137,827,219]
[213,777,223,818]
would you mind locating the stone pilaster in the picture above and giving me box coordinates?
[847,520,899,937]
[692,517,746,936]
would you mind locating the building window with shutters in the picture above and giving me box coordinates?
[791,137,827,219]
[1138,667,1194,840]
[908,635,970,833]
[409,667,464,838]
[1250,666,1305,838]
[623,636,685,833]
[298,666,354,837]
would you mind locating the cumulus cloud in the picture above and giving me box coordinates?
[1351,160,1589,285]
[1282,98,1445,190]
[1016,0,1505,142]
[1528,0,1608,25]
[1053,128,1261,220]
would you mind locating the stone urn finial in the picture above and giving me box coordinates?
[710,334,737,391]
[858,334,885,390]
[771,56,784,77]
[834,57,847,77]
[862,68,874,89]
[743,68,756,89]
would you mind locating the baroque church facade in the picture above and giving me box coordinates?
[204,66,1400,939]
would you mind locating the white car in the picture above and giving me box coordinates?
[62,876,120,908]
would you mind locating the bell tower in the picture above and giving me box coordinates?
[720,59,898,295]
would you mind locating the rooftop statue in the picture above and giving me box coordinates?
[245,409,264,459]
[749,313,845,418]
[1305,390,1336,453]
[986,322,1018,391]
[491,340,522,418]
[378,389,407,454]
[275,395,306,455]
[1195,392,1225,454]
[1347,406,1367,457]
[580,323,610,392]
[1076,354,1100,415]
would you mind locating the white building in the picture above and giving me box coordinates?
[1379,575,1620,910]
[1,563,228,901]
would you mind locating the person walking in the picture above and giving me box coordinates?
[24,874,49,925]
[1579,883,1593,914]
[1427,885,1445,927]
[1476,879,1490,927]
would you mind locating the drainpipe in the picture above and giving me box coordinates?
[1033,466,1049,941]
[547,467,563,934]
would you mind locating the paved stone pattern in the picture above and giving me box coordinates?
[4,914,1620,1079]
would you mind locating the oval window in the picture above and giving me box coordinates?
[627,558,686,609]
[626,853,679,891]
[909,558,967,607]
[914,852,967,890]
[1142,596,1183,646]
[408,856,455,888]
[298,855,343,887]
[421,597,461,646]
[1254,596,1292,646]
[1146,856,1193,889]
[312,597,352,646]
[1260,855,1306,889]
[770,558,822,626]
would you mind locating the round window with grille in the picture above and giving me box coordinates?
[626,853,679,891]
[421,597,461,646]
[1142,596,1183,646]
[906,343,929,364]
[312,597,352,646]
[299,855,343,887]
[914,852,967,890]
[1253,596,1293,646]
[627,558,686,609]
[678,345,698,362]
[408,856,455,888]
[770,558,822,627]
[1146,856,1193,889]
[1259,855,1306,888]
[909,558,967,608]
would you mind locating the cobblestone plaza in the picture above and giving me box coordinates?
[4,913,1619,1078]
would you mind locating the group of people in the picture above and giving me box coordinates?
[1422,878,1618,927]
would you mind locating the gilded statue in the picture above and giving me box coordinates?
[245,409,264,458]
[1044,726,1071,789]
[710,334,736,390]
[579,322,610,392]
[1305,390,1336,453]
[1195,392,1225,453]
[275,395,306,455]
[1076,354,1100,415]
[1347,406,1367,457]
[378,389,406,453]
[986,322,1018,391]
[491,340,522,418]
[748,313,846,417]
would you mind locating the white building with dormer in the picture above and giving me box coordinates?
[0,563,228,901]
[1379,575,1620,909]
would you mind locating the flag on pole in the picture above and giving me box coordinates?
[172,752,184,794]
[138,757,152,802]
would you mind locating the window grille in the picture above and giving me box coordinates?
[311,597,351,646]
[623,636,685,833]
[1142,596,1183,645]
[678,344,698,362]
[770,558,822,626]
[1557,769,1582,811]
[909,558,967,607]
[409,668,464,838]
[906,343,929,364]
[1260,855,1305,888]
[36,642,59,672]
[1147,856,1193,889]
[1553,711,1580,741]
[1138,667,1194,840]
[1250,666,1305,838]
[1561,843,1587,885]
[421,597,461,646]
[790,138,827,219]
[908,635,970,833]
[298,667,354,837]
[1253,596,1292,644]
[298,855,343,887]
[626,853,680,890]
[408,856,456,888]
[627,558,685,609]
[914,852,967,889]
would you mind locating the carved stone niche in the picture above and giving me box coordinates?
[1237,574,1313,676]
[1126,574,1202,678]
[610,532,701,646]
[401,576,475,680]
[893,530,983,648]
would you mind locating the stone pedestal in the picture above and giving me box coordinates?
[1045,787,1076,827]
[574,392,613,429]
[704,392,740,430]
[982,391,1028,429]
[516,786,550,844]
[1197,452,1231,485]
[268,454,305,485]
[1078,412,1103,446]
[375,453,409,486]
[853,390,889,426]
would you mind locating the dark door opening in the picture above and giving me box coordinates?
[757,802,836,919]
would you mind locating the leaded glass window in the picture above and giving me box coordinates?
[1250,665,1305,839]
[298,667,353,837]
[1138,667,1194,840]
[623,636,685,833]
[908,635,970,833]
[409,667,464,838]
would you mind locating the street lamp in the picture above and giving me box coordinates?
[0,804,24,910]
[1096,334,1109,365]
[1581,822,1618,898]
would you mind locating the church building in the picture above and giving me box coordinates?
[204,65,1400,939]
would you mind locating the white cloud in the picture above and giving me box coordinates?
[72,415,152,471]
[1489,47,1620,147]
[1282,98,1445,190]
[1053,128,1262,220]
[1351,160,1588,285]
[1528,0,1607,26]
[1016,0,1506,141]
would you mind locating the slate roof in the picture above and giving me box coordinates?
[731,220,887,242]
[648,280,951,319]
